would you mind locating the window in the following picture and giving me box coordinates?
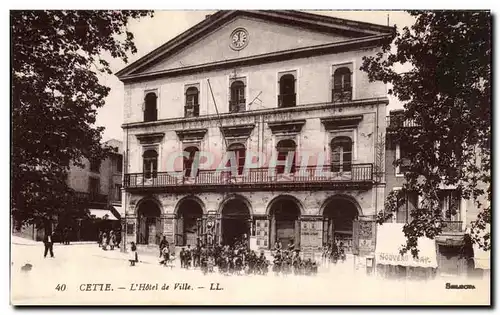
[90,159,101,173]
[227,143,246,175]
[229,81,245,113]
[89,177,100,197]
[116,155,123,173]
[143,149,158,179]
[276,139,297,174]
[333,66,352,102]
[396,142,411,175]
[331,137,352,172]
[183,146,199,177]
[115,184,122,202]
[394,190,418,224]
[439,190,461,221]
[278,74,296,108]
[144,92,158,122]
[185,87,200,117]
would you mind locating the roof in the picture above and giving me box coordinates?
[116,10,394,80]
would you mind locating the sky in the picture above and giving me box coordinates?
[96,10,416,142]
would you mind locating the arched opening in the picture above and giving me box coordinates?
[143,149,158,179]
[322,197,359,254]
[269,197,301,249]
[278,74,296,107]
[331,137,352,172]
[185,87,200,117]
[176,199,203,246]
[227,143,246,175]
[230,80,246,113]
[144,92,158,122]
[183,146,199,177]
[333,67,352,102]
[137,200,161,245]
[276,139,296,174]
[221,198,251,246]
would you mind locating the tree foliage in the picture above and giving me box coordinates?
[12,10,153,230]
[361,11,491,255]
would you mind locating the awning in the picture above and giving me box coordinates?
[89,209,118,221]
[375,223,438,268]
[112,206,123,216]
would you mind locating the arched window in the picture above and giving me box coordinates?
[276,139,297,174]
[230,81,245,113]
[333,67,352,102]
[185,87,199,117]
[227,143,246,175]
[331,137,352,172]
[278,74,296,108]
[183,146,199,177]
[143,149,158,179]
[144,92,158,122]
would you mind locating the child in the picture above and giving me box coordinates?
[129,242,138,266]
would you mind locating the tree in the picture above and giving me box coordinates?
[360,11,491,256]
[12,10,153,231]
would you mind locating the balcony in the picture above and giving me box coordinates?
[278,93,296,108]
[332,87,352,103]
[229,100,246,113]
[124,163,374,192]
[441,220,463,234]
[73,192,108,205]
[386,114,418,129]
[184,104,200,118]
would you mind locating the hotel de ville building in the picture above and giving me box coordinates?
[116,10,393,258]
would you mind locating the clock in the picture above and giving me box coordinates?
[230,28,249,51]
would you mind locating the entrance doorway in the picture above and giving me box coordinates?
[137,200,161,245]
[269,198,301,249]
[176,199,203,246]
[322,197,359,253]
[221,199,251,246]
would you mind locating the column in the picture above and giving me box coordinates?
[295,218,301,249]
[270,215,276,249]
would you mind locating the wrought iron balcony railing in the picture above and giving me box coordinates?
[441,220,463,233]
[229,100,246,113]
[332,87,353,103]
[124,163,373,189]
[184,104,200,118]
[386,114,418,129]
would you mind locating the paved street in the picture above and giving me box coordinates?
[11,238,490,305]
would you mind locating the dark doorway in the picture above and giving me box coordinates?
[270,198,301,249]
[137,200,161,245]
[221,199,251,246]
[322,197,358,253]
[176,199,203,246]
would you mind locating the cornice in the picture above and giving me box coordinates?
[122,97,389,130]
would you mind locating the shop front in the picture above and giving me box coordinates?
[375,223,438,280]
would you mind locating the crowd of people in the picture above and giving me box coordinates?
[148,235,319,276]
[98,230,121,250]
[321,241,347,264]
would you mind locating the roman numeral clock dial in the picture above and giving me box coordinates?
[230,28,249,51]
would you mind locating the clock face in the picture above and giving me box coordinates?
[230,28,249,50]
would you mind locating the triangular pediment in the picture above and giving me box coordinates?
[117,10,393,80]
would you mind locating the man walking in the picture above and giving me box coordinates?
[43,231,55,258]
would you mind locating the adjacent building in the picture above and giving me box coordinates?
[380,109,490,278]
[13,139,124,241]
[117,10,392,255]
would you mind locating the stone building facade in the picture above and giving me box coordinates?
[117,11,393,253]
